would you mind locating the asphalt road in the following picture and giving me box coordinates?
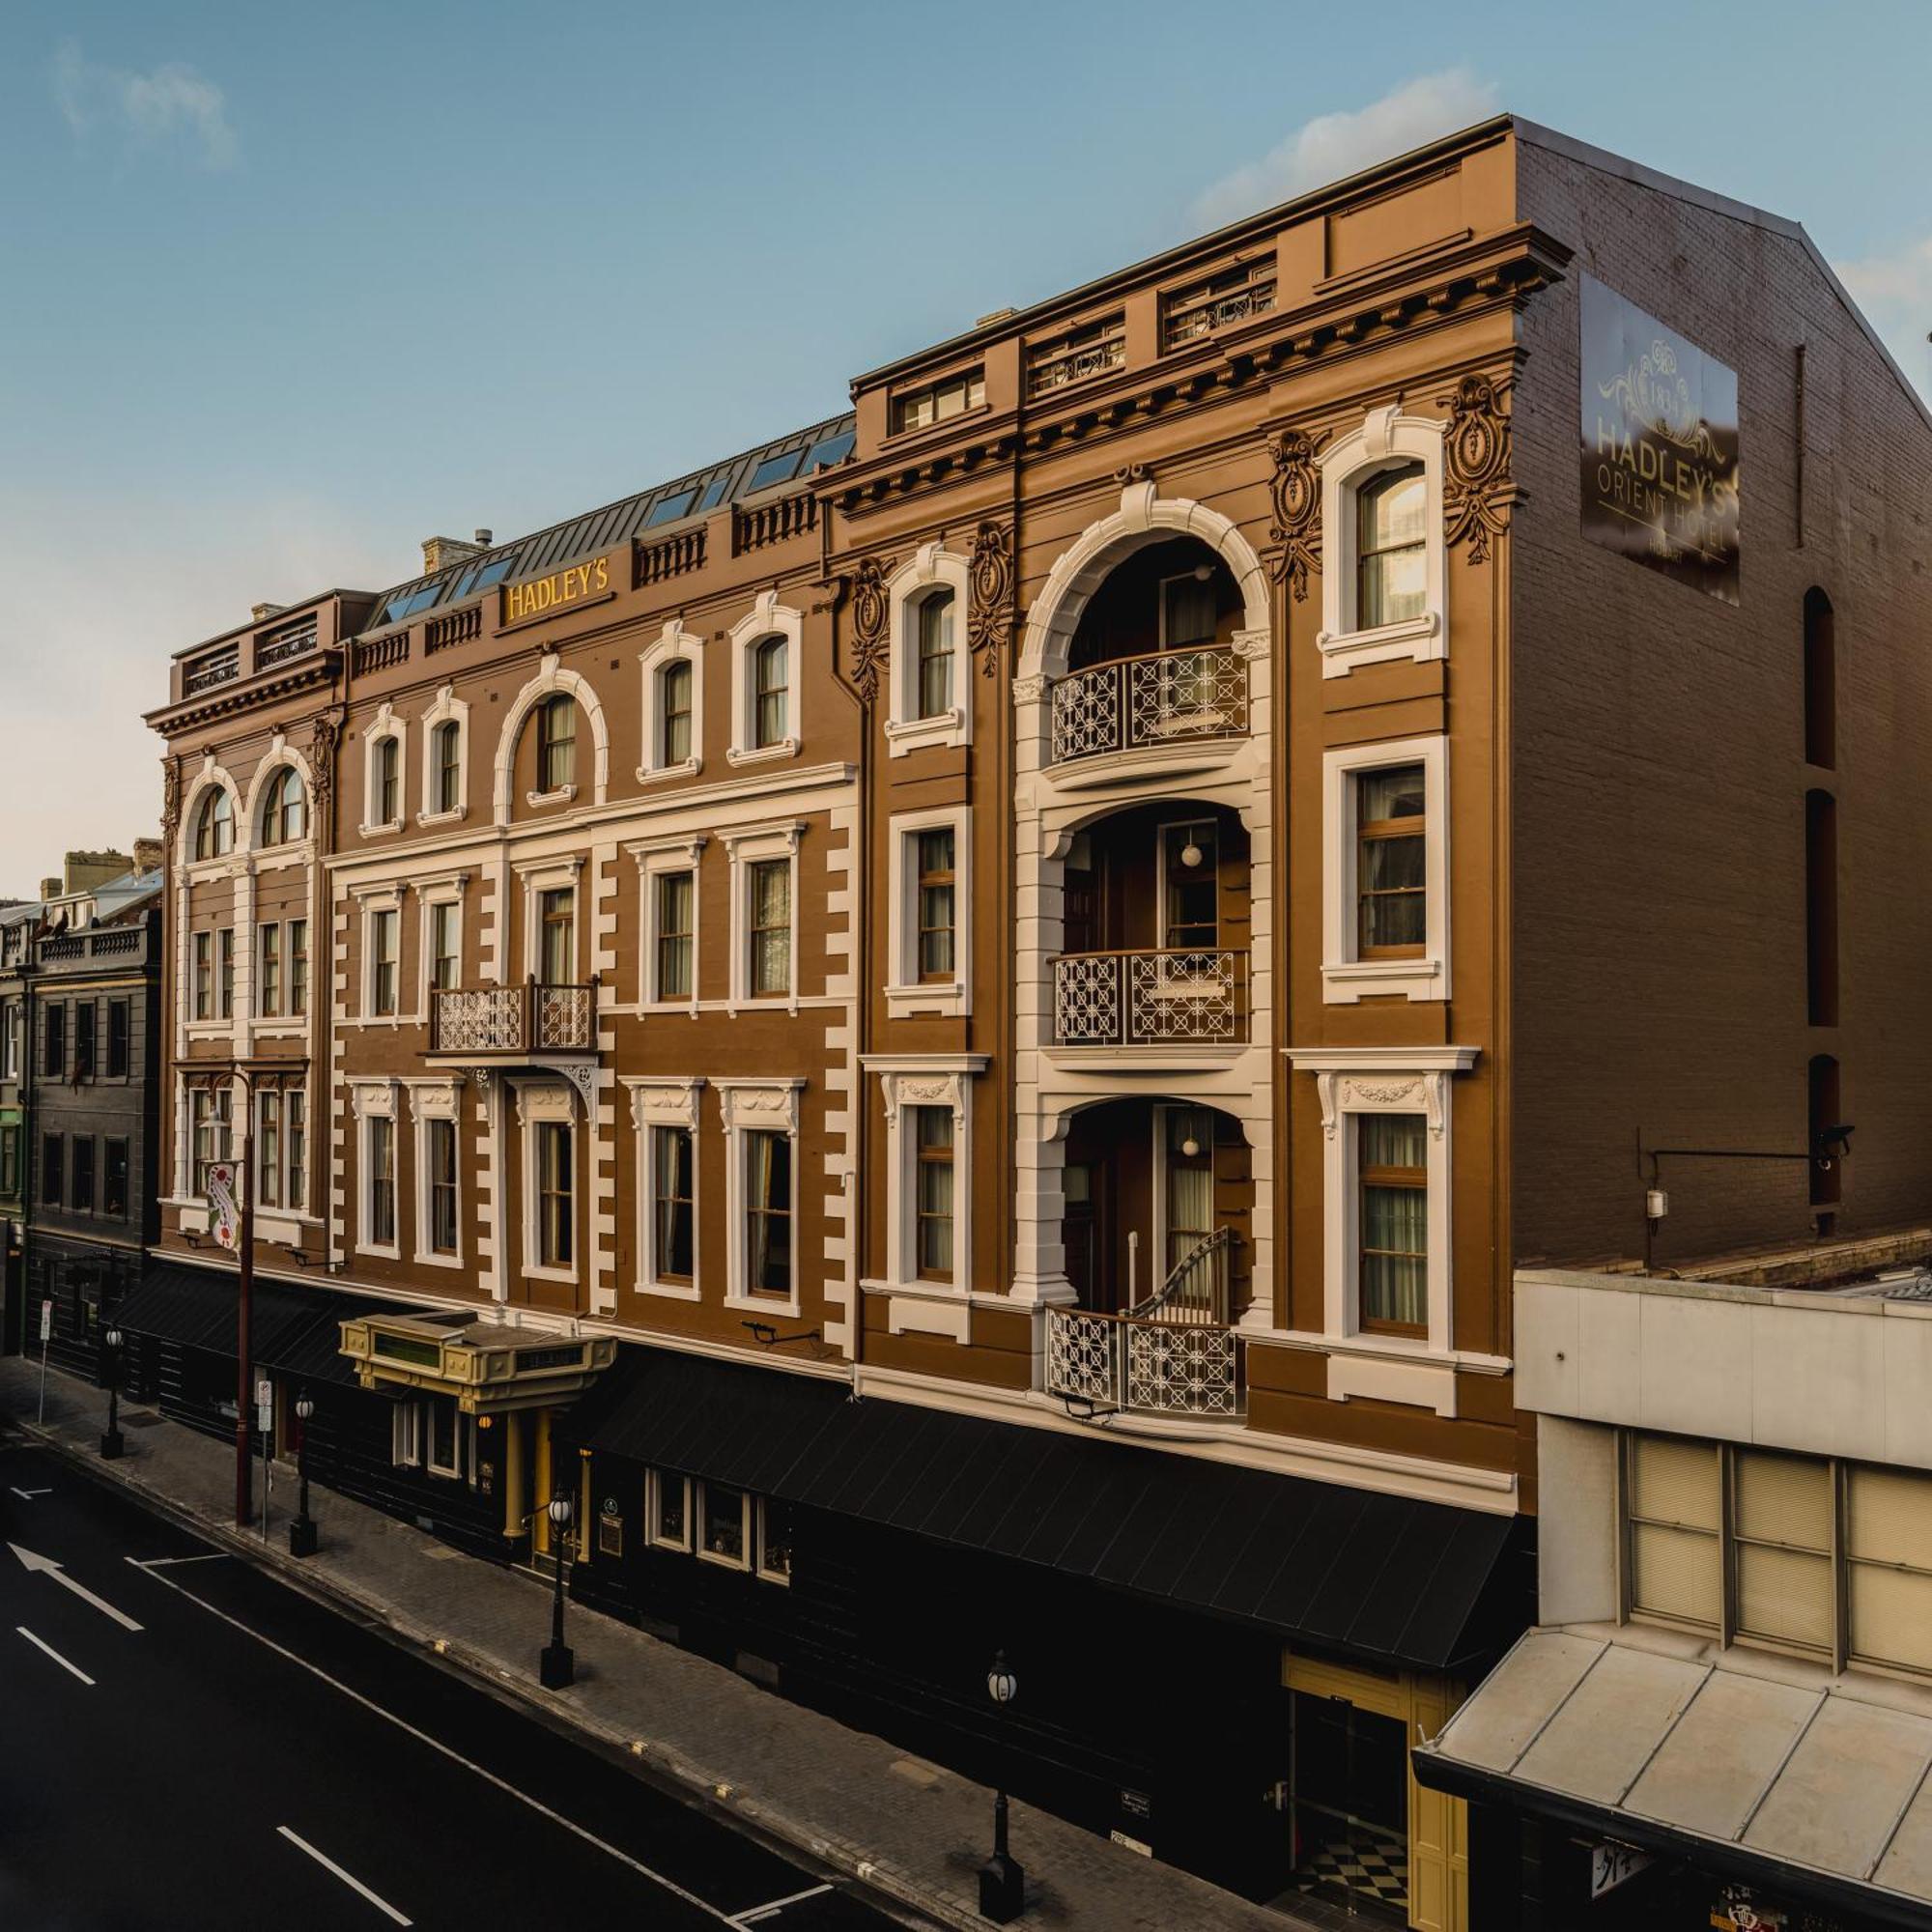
[0,1432,899,1932]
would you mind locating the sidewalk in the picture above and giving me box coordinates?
[1,1359,1328,1932]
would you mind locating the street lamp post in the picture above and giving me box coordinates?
[288,1389,318,1557]
[99,1326,124,1461]
[539,1489,575,1689]
[980,1649,1025,1923]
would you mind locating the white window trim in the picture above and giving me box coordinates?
[717,1078,804,1316]
[412,872,471,1009]
[885,806,969,1019]
[423,1397,474,1483]
[1316,405,1447,678]
[726,591,803,766]
[648,1468,693,1551]
[866,1058,986,1298]
[516,857,583,983]
[356,888,405,1023]
[517,1080,580,1284]
[627,835,705,1014]
[358,703,408,838]
[392,1402,423,1467]
[696,1479,753,1572]
[723,821,803,1015]
[755,1497,792,1586]
[418,685,471,827]
[638,620,705,782]
[1286,1046,1478,1407]
[410,1079,466,1269]
[350,1080,402,1260]
[884,543,971,756]
[1321,734,1450,1004]
[624,1077,704,1300]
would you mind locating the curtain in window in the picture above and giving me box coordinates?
[1357,468,1427,628]
[1162,574,1218,648]
[1359,1113,1427,1328]
[656,873,693,997]
[654,1126,693,1278]
[747,1130,790,1293]
[752,862,789,994]
[917,592,954,718]
[662,662,692,764]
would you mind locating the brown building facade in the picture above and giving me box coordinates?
[138,118,1932,1926]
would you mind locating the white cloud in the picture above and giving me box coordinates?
[54,39,238,170]
[1837,234,1932,398]
[1192,70,1499,231]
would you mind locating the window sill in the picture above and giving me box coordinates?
[416,807,468,829]
[355,1242,402,1262]
[640,998,701,1018]
[638,1277,702,1302]
[724,1290,801,1320]
[357,820,405,839]
[725,740,799,769]
[1321,955,1446,1005]
[411,1251,465,1270]
[884,710,966,759]
[651,1533,694,1554]
[1315,609,1441,679]
[525,1264,579,1286]
[526,784,580,810]
[696,1548,752,1574]
[884,980,968,1019]
[637,756,703,784]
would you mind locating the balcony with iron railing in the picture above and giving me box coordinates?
[1052,949,1246,1047]
[1044,1231,1244,1418]
[1048,644,1248,769]
[427,978,598,1058]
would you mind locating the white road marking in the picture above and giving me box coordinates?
[134,1564,739,1925]
[276,1827,413,1925]
[9,1486,52,1500]
[127,1551,229,1568]
[8,1543,143,1631]
[735,1881,835,1923]
[17,1625,95,1686]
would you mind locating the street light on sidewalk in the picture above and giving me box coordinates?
[99,1326,125,1461]
[980,1649,1025,1923]
[288,1389,318,1558]
[539,1489,575,1689]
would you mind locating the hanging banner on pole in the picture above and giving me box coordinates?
[207,1162,239,1250]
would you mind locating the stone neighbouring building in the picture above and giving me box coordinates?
[120,116,1932,1925]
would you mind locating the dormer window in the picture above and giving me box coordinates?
[194,789,234,861]
[1356,465,1428,630]
[890,368,985,436]
[258,767,306,847]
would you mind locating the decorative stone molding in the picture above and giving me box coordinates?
[492,650,611,823]
[967,520,1014,680]
[1264,427,1324,602]
[403,1076,465,1122]
[638,619,706,782]
[347,1078,397,1122]
[883,543,972,755]
[714,1077,804,1136]
[513,1077,580,1127]
[1439,373,1513,563]
[726,591,804,764]
[848,554,893,704]
[623,1075,704,1132]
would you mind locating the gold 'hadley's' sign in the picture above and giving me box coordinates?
[500,554,612,629]
[1580,275,1740,605]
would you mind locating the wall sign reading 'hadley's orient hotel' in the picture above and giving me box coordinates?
[1579,274,1741,605]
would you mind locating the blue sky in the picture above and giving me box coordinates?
[3,0,1929,895]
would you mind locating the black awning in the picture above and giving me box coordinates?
[571,1346,1528,1674]
[114,1263,368,1386]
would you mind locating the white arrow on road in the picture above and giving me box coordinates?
[8,1544,144,1632]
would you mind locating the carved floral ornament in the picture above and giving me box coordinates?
[966,521,1014,680]
[1314,1070,1447,1140]
[309,712,342,815]
[1438,372,1514,563]
[1265,427,1325,602]
[715,1079,803,1137]
[160,756,184,838]
[881,1068,965,1126]
[848,555,893,703]
[625,1075,704,1132]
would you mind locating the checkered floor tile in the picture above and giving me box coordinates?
[1290,1829,1408,1916]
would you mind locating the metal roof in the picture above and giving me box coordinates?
[365,411,856,632]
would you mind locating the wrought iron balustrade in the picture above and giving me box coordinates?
[1053,949,1245,1046]
[183,648,240,696]
[1048,644,1247,765]
[1044,1304,1243,1418]
[429,977,597,1055]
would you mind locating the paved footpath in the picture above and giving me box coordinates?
[2,1359,1323,1932]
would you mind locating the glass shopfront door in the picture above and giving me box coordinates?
[1289,1690,1410,1919]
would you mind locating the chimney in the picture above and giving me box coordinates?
[64,849,132,895]
[40,878,59,902]
[131,838,163,875]
[251,602,288,622]
[421,533,488,575]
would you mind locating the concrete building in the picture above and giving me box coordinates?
[130,115,1932,1925]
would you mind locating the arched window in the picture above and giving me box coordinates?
[373,736,400,825]
[432,721,462,813]
[193,788,234,861]
[1356,464,1427,629]
[753,636,788,750]
[536,696,576,793]
[915,589,954,720]
[258,767,307,847]
[660,659,693,766]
